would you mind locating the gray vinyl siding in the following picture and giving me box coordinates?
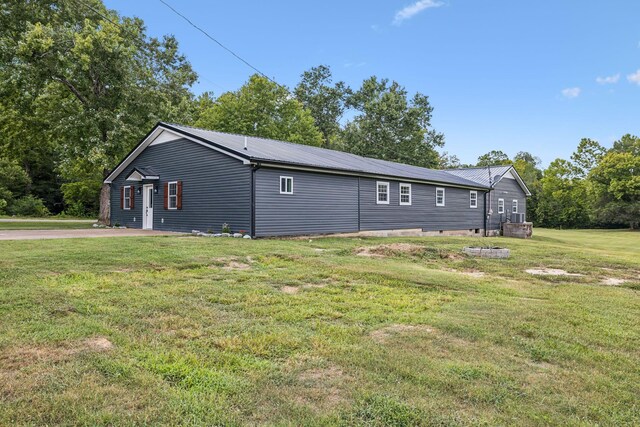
[254,168,359,237]
[488,177,527,230]
[359,178,486,232]
[110,138,251,233]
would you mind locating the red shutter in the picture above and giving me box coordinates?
[177,181,183,210]
[163,182,168,209]
[120,187,124,209]
[130,186,135,209]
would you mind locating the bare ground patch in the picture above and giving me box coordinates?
[210,257,252,270]
[0,336,114,372]
[525,268,584,277]
[600,278,627,286]
[370,324,435,343]
[293,365,348,410]
[281,286,299,294]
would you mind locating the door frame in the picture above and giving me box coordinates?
[142,184,154,230]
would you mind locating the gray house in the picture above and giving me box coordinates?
[104,123,531,237]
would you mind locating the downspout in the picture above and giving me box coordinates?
[483,191,488,237]
[357,177,361,231]
[250,163,261,238]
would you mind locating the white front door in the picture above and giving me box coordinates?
[142,184,154,230]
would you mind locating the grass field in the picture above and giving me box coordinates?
[0,220,95,230]
[1,229,638,425]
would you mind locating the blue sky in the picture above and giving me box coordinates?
[103,0,640,166]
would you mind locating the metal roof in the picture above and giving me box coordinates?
[444,165,513,188]
[162,123,488,189]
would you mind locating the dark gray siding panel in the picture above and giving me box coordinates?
[359,178,485,232]
[488,177,527,230]
[109,138,251,233]
[254,168,359,237]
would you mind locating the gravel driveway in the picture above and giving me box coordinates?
[0,229,179,241]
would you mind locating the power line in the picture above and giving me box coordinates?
[157,0,279,86]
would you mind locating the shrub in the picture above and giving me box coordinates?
[61,201,89,218]
[222,223,231,233]
[8,195,50,217]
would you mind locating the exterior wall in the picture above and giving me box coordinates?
[110,138,251,233]
[359,178,486,233]
[254,167,359,237]
[487,176,528,231]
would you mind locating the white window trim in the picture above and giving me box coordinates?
[498,198,505,214]
[436,187,445,207]
[279,176,293,194]
[399,183,412,206]
[376,181,390,205]
[123,186,131,210]
[168,181,178,210]
[512,199,518,213]
[470,190,478,209]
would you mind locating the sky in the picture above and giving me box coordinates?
[102,0,640,166]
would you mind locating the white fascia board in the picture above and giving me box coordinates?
[104,126,250,184]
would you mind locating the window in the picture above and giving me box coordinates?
[470,190,478,208]
[280,176,293,194]
[376,181,389,204]
[498,198,505,214]
[399,183,412,205]
[123,186,131,210]
[436,187,445,206]
[168,181,178,209]
[512,199,518,213]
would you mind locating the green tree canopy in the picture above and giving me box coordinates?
[195,75,323,146]
[2,0,197,218]
[536,159,590,228]
[589,136,640,229]
[571,138,605,178]
[341,77,444,168]
[476,150,511,166]
[294,65,350,148]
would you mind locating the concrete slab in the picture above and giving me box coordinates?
[0,229,179,241]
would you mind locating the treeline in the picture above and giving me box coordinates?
[1,1,638,229]
[445,138,640,229]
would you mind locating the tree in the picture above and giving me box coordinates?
[341,77,444,168]
[294,65,350,148]
[536,159,590,228]
[195,75,323,146]
[571,138,605,178]
[513,152,542,223]
[0,158,31,213]
[4,0,197,221]
[476,150,511,166]
[438,151,461,169]
[588,135,640,229]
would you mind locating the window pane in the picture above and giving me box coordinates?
[169,183,177,196]
[287,178,292,193]
[281,178,286,193]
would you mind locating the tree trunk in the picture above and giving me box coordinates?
[98,168,110,225]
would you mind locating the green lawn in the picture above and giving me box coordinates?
[0,229,638,425]
[0,220,95,230]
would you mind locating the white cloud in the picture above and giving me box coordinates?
[561,87,581,99]
[627,69,640,85]
[393,0,443,25]
[596,74,620,84]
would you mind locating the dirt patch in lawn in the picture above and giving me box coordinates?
[600,278,627,286]
[356,243,425,258]
[0,336,114,371]
[210,257,252,270]
[294,365,348,410]
[370,324,435,343]
[281,286,299,294]
[525,268,584,277]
